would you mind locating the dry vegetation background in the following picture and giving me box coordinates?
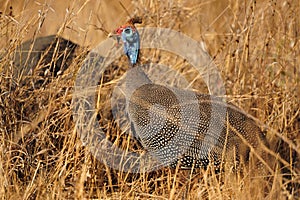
[0,0,299,199]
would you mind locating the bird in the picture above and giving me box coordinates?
[109,17,142,65]
[12,35,80,88]
[122,67,271,172]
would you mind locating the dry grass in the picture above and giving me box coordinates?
[0,0,299,199]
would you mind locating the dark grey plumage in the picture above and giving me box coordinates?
[11,35,79,88]
[123,67,269,170]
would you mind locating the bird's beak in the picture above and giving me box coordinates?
[108,32,118,39]
[108,32,121,46]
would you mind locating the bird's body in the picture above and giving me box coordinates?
[123,68,269,171]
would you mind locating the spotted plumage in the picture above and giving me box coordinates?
[123,68,269,171]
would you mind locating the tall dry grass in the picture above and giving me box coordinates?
[0,0,299,199]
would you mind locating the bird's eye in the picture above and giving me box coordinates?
[124,28,132,34]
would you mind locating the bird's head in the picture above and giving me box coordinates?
[108,17,142,38]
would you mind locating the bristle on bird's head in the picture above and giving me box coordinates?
[113,17,142,36]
